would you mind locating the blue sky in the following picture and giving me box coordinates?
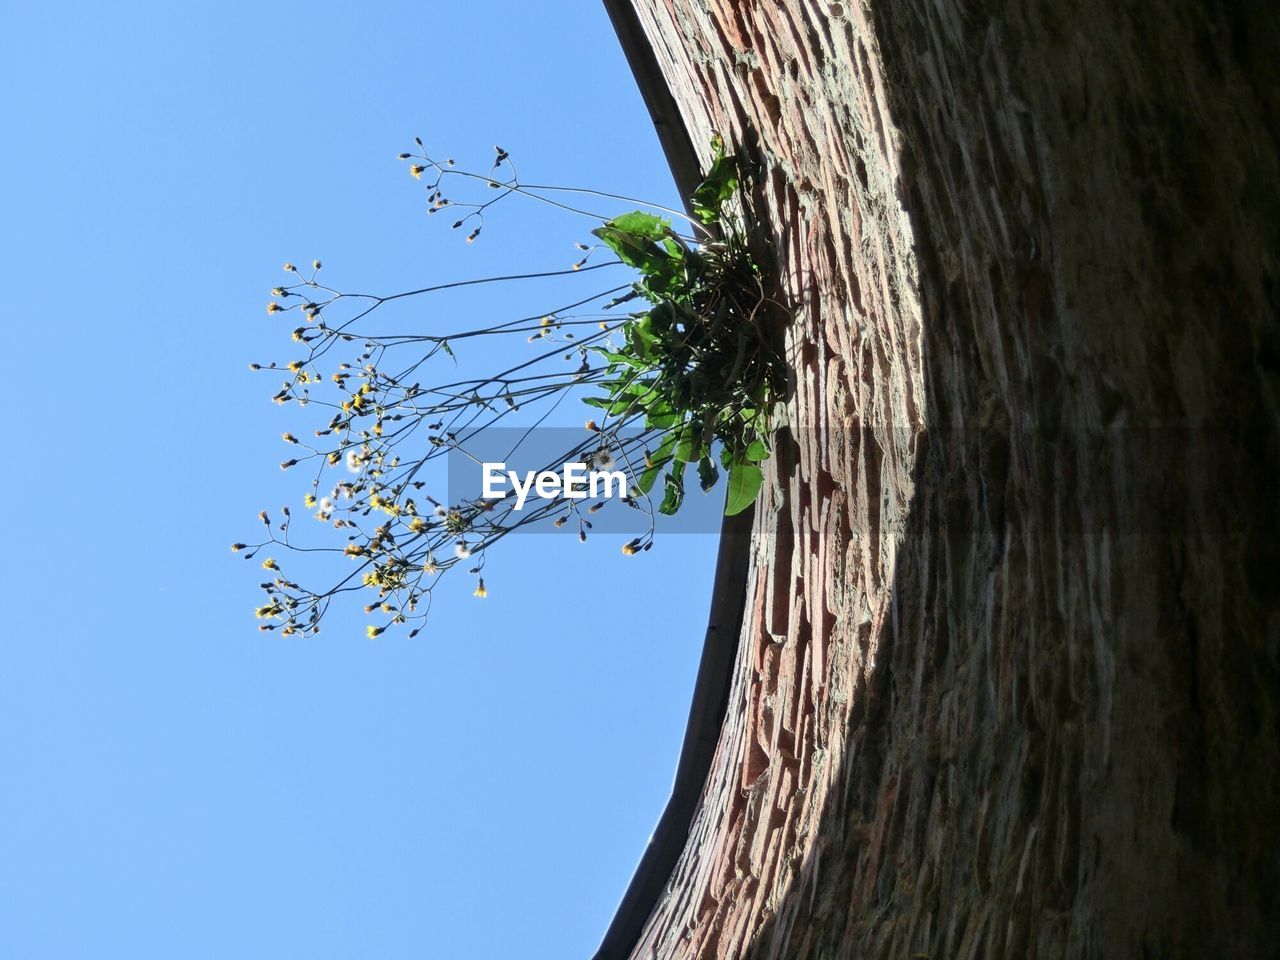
[1,3,719,957]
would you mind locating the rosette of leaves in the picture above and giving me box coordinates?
[585,138,786,516]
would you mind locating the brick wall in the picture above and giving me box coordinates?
[619,1,1280,957]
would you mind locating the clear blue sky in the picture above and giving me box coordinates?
[1,3,720,957]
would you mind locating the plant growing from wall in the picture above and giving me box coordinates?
[236,137,788,637]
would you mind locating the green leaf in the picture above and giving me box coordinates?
[592,212,676,275]
[592,225,670,274]
[651,431,678,462]
[724,463,763,515]
[691,152,739,224]
[608,211,669,240]
[646,410,682,429]
[697,456,719,492]
[582,394,634,416]
[637,433,677,494]
[637,462,663,495]
[746,438,770,462]
[659,466,686,516]
[592,348,648,370]
[673,433,697,464]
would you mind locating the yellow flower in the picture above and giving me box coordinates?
[262,558,279,571]
[367,624,383,639]
[304,494,317,508]
[230,543,246,552]
[409,165,426,179]
[283,263,297,272]
[474,578,487,599]
[344,544,365,557]
[267,302,284,314]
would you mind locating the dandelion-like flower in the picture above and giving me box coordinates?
[474,578,487,598]
[346,450,362,474]
[454,542,471,559]
[423,553,438,575]
[262,558,279,571]
[434,505,448,518]
[367,625,383,639]
[591,448,616,472]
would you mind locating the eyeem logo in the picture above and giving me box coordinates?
[446,429,725,534]
[482,460,629,510]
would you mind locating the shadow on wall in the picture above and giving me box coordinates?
[744,0,1280,957]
